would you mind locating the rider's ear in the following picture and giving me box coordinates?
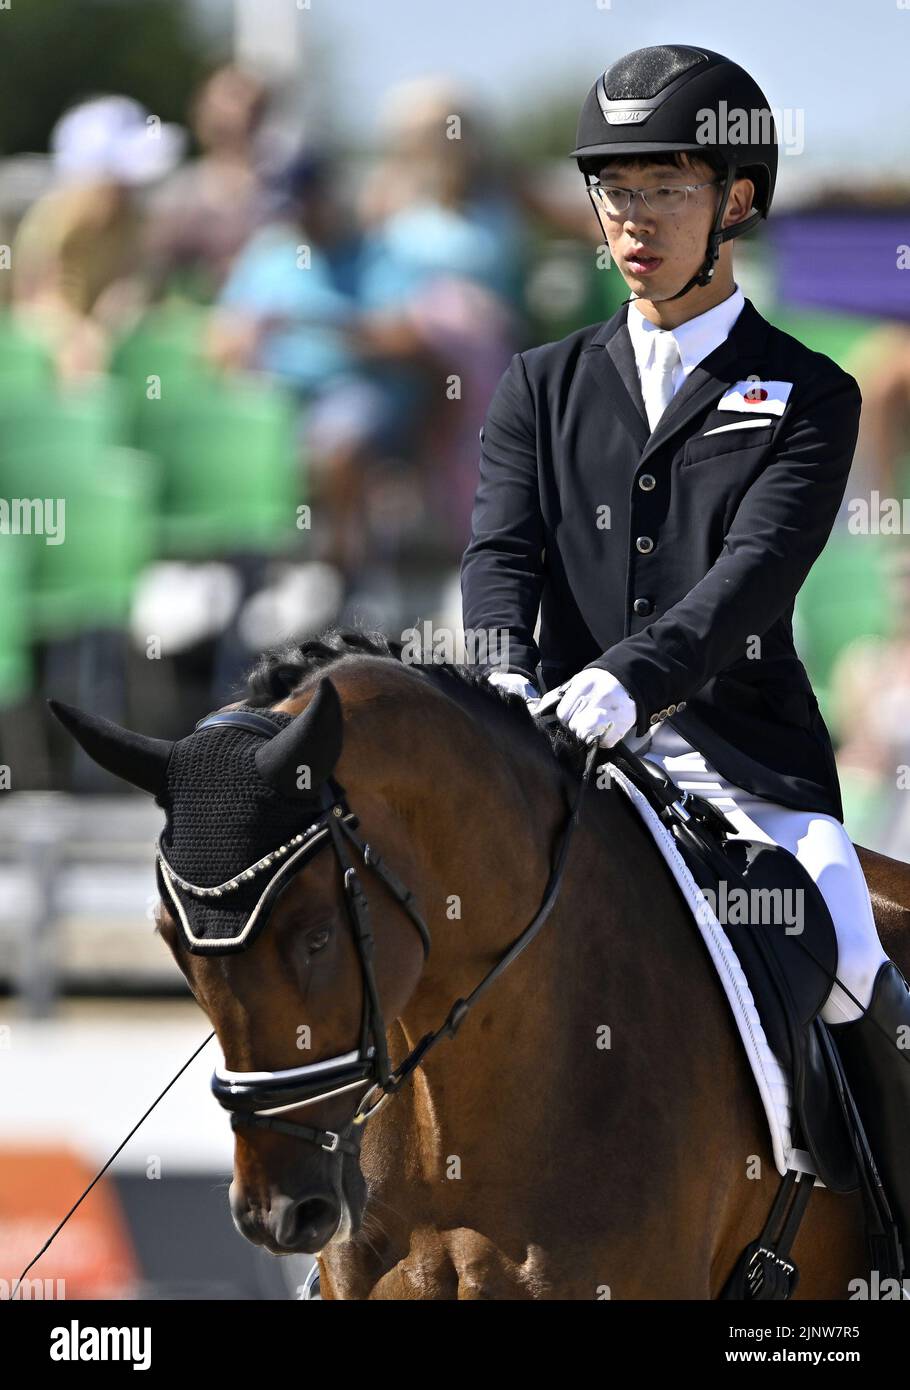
[255,677,343,799]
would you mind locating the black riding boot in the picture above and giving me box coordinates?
[829,960,910,1276]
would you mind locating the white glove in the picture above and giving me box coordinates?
[487,670,540,703]
[554,667,637,748]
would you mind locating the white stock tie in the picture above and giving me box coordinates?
[642,331,681,434]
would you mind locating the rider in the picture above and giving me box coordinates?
[461,43,910,1269]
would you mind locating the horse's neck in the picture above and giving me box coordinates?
[347,780,767,1295]
[400,774,759,1140]
[389,782,661,1169]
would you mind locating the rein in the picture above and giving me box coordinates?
[19,696,909,1304]
[210,714,601,1154]
[13,720,599,1295]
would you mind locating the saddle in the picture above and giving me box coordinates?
[600,739,905,1296]
[607,743,853,1188]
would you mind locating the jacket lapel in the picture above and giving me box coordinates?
[581,305,651,454]
[582,297,772,467]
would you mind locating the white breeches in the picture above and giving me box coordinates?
[627,722,888,1024]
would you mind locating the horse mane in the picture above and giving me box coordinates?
[238,624,589,777]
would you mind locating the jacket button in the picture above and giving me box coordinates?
[666,703,677,715]
[677,701,687,711]
[658,708,669,718]
[638,473,656,491]
[649,713,661,725]
[633,598,653,616]
[635,536,654,554]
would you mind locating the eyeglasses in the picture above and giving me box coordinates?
[587,179,720,216]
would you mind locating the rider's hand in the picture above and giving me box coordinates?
[555,667,637,748]
[487,670,541,704]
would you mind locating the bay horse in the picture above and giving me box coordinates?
[54,631,910,1298]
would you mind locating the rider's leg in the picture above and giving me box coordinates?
[637,723,910,1270]
[636,724,888,1020]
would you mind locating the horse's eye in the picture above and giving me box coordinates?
[307,927,331,954]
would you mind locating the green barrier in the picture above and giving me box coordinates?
[765,307,879,372]
[795,533,893,723]
[0,537,33,704]
[134,377,303,557]
[0,313,55,394]
[0,376,126,464]
[0,445,159,637]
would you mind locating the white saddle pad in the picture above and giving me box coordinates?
[608,763,823,1186]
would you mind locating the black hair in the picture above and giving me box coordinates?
[581,148,729,180]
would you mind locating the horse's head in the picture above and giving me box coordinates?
[49,666,438,1255]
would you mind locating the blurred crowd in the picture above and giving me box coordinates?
[2,63,910,860]
[0,64,626,786]
[5,67,532,569]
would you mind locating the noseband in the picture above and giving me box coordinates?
[176,710,597,1158]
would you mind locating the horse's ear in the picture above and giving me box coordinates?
[48,700,174,797]
[255,677,343,798]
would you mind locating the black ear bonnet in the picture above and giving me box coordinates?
[155,708,349,953]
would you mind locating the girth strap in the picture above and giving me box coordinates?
[720,1169,815,1300]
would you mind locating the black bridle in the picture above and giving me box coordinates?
[22,699,909,1303]
[179,711,600,1158]
[8,692,596,1298]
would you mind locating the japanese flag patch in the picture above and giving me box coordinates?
[718,380,794,416]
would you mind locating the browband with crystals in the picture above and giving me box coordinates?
[156,802,360,952]
[155,811,354,898]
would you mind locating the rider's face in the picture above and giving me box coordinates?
[595,156,720,300]
[594,156,752,305]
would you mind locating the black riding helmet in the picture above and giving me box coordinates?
[571,44,778,301]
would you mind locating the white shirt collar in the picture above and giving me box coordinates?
[626,283,745,380]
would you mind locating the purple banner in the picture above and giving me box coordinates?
[769,211,910,322]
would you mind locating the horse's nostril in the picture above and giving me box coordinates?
[284,1195,339,1249]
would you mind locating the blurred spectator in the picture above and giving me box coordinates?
[832,548,910,853]
[207,148,415,579]
[145,65,269,304]
[207,80,529,576]
[358,76,524,305]
[850,325,910,499]
[12,95,184,379]
[354,78,526,554]
[211,150,363,391]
